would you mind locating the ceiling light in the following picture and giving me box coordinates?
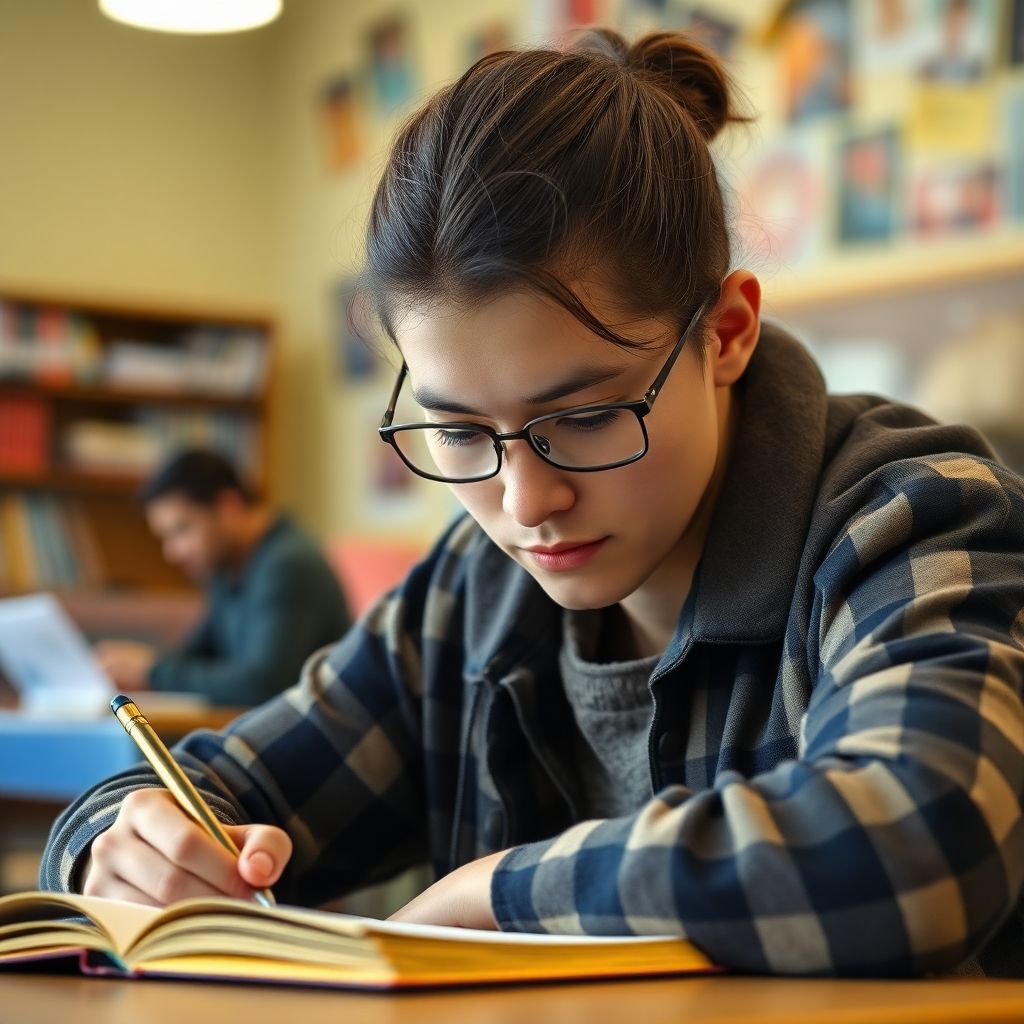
[99,0,282,35]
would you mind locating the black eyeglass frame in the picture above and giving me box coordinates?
[378,295,714,484]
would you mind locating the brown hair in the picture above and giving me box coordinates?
[363,28,749,352]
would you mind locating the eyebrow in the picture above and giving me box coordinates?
[410,366,624,415]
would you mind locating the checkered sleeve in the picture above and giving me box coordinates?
[39,520,472,905]
[491,454,1024,976]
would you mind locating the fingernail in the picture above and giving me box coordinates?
[248,850,274,876]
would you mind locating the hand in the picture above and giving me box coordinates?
[81,788,292,908]
[94,640,157,690]
[388,851,506,929]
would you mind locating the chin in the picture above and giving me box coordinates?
[531,573,631,611]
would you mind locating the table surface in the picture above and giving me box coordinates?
[4,974,1024,1024]
[0,701,246,801]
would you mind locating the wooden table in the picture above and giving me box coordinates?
[3,974,1024,1024]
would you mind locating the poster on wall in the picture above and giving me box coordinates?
[1011,0,1024,65]
[778,0,852,124]
[354,390,429,528]
[320,74,362,172]
[837,127,900,243]
[1006,84,1024,219]
[368,15,417,114]
[908,159,1000,235]
[733,132,828,267]
[917,0,999,82]
[332,280,378,381]
[855,0,924,73]
[465,22,511,68]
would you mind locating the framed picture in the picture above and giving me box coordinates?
[1006,84,1024,219]
[856,0,924,73]
[320,74,362,173]
[837,127,900,243]
[465,22,510,69]
[908,160,1000,235]
[368,15,417,114]
[682,6,741,57]
[332,280,378,381]
[778,0,852,124]
[917,0,999,82]
[1011,0,1024,65]
[734,133,828,267]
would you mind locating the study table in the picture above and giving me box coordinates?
[0,698,245,802]
[4,974,1024,1024]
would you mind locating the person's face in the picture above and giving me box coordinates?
[145,493,230,583]
[393,286,726,611]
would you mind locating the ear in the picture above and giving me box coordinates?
[707,270,762,388]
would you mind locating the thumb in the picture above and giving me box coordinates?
[226,824,292,889]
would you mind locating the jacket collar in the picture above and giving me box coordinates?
[690,321,827,643]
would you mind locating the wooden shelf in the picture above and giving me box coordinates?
[0,380,265,412]
[761,230,1024,314]
[1,466,267,498]
[0,468,147,495]
[0,288,276,597]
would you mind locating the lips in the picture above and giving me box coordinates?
[525,540,602,554]
[523,537,608,572]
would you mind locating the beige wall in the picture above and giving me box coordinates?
[0,0,282,309]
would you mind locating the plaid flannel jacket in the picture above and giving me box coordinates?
[41,323,1024,977]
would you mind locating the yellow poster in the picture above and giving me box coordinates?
[907,83,996,157]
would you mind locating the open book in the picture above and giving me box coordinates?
[0,890,718,990]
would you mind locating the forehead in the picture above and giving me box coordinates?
[392,290,666,408]
[147,494,206,526]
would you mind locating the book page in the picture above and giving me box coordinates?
[0,891,166,956]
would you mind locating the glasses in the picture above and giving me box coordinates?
[378,297,713,484]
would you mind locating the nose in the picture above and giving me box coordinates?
[499,441,576,528]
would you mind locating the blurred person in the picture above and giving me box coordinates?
[95,449,351,706]
[46,29,1024,979]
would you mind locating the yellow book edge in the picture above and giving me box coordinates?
[0,889,718,990]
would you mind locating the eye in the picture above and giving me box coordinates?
[431,427,486,448]
[558,409,622,432]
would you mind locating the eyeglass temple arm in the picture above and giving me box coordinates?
[380,362,409,430]
[643,293,716,405]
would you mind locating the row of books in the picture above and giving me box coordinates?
[0,397,51,474]
[0,404,260,481]
[64,410,261,479]
[0,494,101,590]
[0,303,100,387]
[0,301,268,398]
[103,330,268,397]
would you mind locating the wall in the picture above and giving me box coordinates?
[0,0,282,310]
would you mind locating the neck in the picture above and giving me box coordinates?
[614,388,739,660]
[224,506,275,574]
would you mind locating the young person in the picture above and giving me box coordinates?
[95,449,352,706]
[42,30,1024,976]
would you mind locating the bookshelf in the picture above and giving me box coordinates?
[0,289,275,595]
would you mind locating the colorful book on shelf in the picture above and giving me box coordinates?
[0,496,35,589]
[0,890,718,990]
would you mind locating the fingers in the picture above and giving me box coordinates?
[82,789,280,906]
[230,824,293,889]
[129,792,256,900]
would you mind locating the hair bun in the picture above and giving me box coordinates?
[627,31,739,142]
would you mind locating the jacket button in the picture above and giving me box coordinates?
[484,809,504,848]
[657,730,685,765]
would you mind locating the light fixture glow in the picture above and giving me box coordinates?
[99,0,282,34]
